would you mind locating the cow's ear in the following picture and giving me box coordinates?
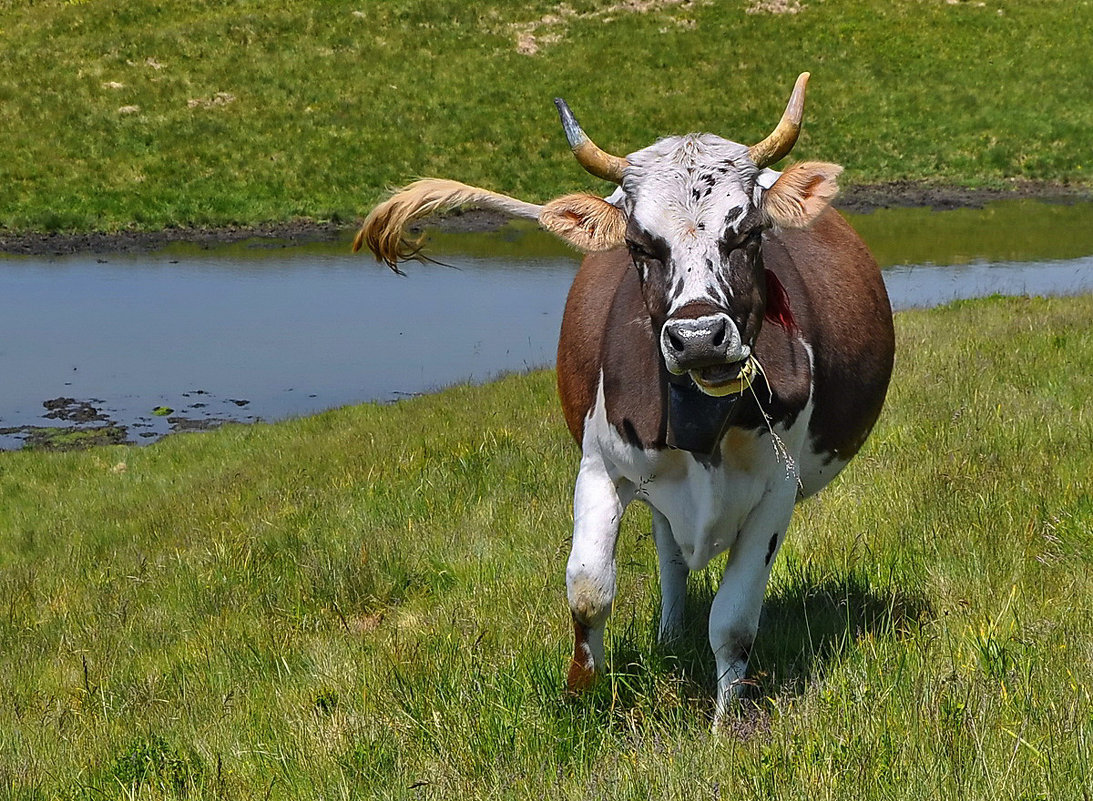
[539,194,626,252]
[762,161,843,229]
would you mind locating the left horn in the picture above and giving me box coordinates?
[554,98,628,184]
[748,72,810,169]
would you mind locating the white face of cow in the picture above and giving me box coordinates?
[619,135,772,391]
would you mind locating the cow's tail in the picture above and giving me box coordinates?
[353,179,543,272]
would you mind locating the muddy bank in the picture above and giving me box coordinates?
[835,180,1092,214]
[0,396,244,452]
[1,182,1089,256]
[0,220,348,257]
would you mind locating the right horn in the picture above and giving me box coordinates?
[554,98,629,184]
[748,72,810,169]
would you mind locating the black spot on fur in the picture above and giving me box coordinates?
[765,532,779,566]
[620,418,643,447]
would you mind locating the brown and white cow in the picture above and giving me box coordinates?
[355,73,895,723]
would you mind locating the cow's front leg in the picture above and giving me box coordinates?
[566,452,632,691]
[651,507,688,643]
[708,488,795,725]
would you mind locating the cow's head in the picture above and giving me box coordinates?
[548,72,841,395]
[355,73,840,397]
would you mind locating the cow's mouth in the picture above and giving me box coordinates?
[689,358,756,397]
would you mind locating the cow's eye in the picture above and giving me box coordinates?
[722,228,762,252]
[626,240,659,261]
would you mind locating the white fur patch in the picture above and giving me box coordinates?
[621,134,761,313]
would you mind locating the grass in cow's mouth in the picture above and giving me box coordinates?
[2,293,1091,797]
[697,362,744,384]
[0,0,1090,235]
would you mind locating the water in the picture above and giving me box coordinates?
[0,244,574,447]
[2,201,1091,449]
[884,255,1093,311]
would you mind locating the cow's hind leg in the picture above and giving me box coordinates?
[708,485,795,725]
[651,507,688,643]
[566,451,632,691]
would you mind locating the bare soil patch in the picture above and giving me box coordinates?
[508,0,705,56]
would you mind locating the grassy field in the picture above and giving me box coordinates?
[1,293,1091,799]
[1,0,1091,233]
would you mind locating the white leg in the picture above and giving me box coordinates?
[651,507,688,642]
[708,485,795,724]
[565,451,632,690]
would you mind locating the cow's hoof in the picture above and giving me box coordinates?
[566,658,596,694]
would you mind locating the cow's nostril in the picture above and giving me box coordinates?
[667,330,685,353]
[711,319,726,348]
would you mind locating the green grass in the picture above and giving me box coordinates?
[1,0,1091,233]
[1,293,1091,799]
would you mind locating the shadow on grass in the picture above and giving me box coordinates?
[752,565,930,697]
[555,563,930,733]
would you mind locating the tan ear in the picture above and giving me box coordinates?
[762,161,843,229]
[538,194,626,252]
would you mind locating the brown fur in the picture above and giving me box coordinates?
[762,161,843,229]
[566,618,597,692]
[771,211,894,471]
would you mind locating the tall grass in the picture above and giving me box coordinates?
[1,0,1091,233]
[1,293,1091,798]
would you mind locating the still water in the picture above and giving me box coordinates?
[2,200,1091,449]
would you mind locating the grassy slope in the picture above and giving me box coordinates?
[1,293,1091,799]
[1,0,1091,232]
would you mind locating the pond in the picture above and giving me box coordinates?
[2,200,1092,450]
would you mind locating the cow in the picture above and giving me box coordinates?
[354,73,895,724]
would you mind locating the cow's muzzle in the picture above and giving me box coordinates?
[660,313,751,394]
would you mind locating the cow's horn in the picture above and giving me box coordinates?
[748,72,810,169]
[554,98,629,184]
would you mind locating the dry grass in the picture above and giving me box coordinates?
[746,0,806,14]
[508,0,707,55]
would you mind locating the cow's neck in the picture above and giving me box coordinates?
[665,379,746,460]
